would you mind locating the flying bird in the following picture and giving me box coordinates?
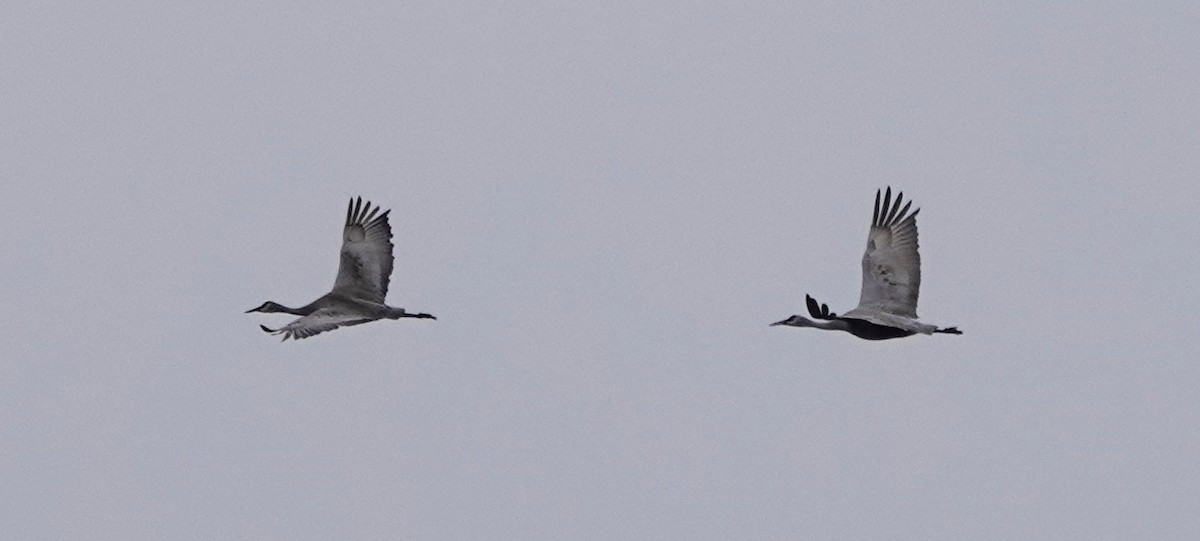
[771,187,961,340]
[247,197,435,341]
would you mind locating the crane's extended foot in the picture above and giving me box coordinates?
[934,326,962,335]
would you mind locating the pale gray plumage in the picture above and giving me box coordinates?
[855,187,920,318]
[772,187,960,340]
[333,197,393,304]
[247,197,435,341]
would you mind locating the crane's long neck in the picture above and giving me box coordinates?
[804,319,848,332]
[810,319,847,331]
[282,302,318,316]
[772,315,849,332]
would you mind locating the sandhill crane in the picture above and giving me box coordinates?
[771,187,961,340]
[247,197,435,341]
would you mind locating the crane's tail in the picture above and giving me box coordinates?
[934,326,962,335]
[388,309,437,320]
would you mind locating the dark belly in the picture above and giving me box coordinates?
[844,318,915,341]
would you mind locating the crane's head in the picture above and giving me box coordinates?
[246,301,284,314]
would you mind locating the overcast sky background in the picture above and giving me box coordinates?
[3,1,1199,539]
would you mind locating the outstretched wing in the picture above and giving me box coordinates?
[857,187,921,318]
[332,197,394,303]
[260,308,375,341]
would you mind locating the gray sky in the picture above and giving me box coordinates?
[3,1,1198,539]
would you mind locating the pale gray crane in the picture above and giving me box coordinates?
[771,187,961,340]
[247,197,435,341]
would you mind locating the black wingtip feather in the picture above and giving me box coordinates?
[871,187,922,227]
[805,295,820,318]
[895,200,913,224]
[350,195,362,225]
[879,187,892,227]
[885,190,904,225]
[872,189,881,226]
[804,294,838,320]
[345,198,389,227]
